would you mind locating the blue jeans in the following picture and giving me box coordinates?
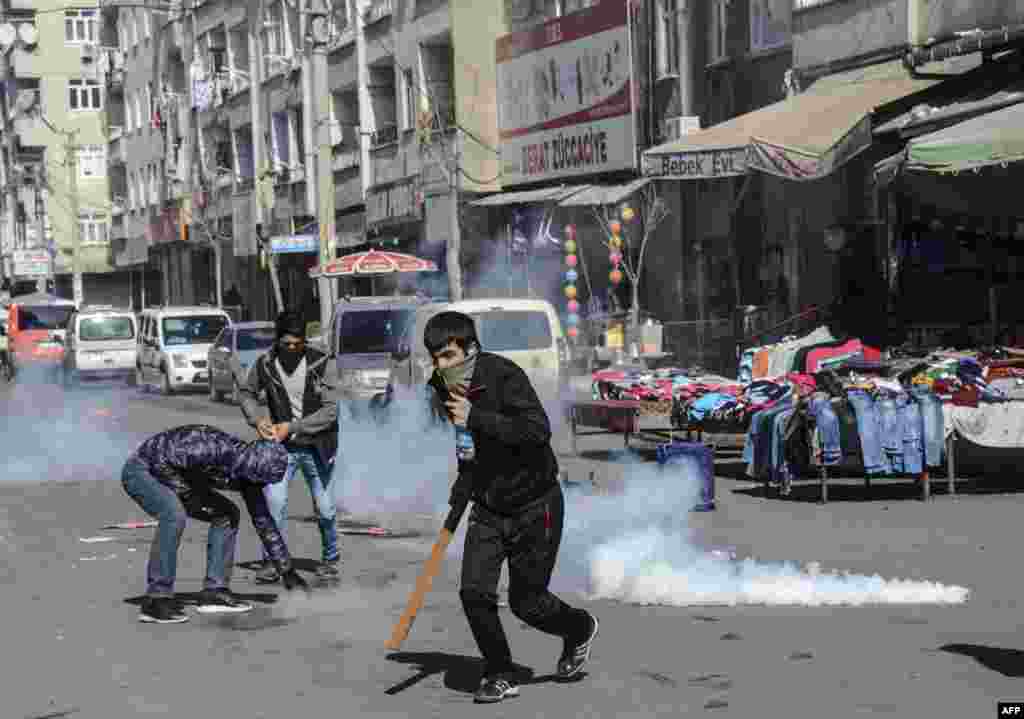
[899,398,924,475]
[911,389,945,468]
[877,396,904,474]
[771,407,797,484]
[847,390,887,475]
[262,446,338,563]
[808,396,842,466]
[121,457,239,598]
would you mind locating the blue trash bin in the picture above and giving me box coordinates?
[656,441,715,511]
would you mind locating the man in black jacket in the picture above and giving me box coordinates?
[424,311,599,704]
[234,311,341,584]
[121,425,310,624]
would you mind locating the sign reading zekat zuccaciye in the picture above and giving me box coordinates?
[496,0,636,186]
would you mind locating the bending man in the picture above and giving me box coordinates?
[121,424,310,624]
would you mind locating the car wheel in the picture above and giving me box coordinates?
[161,369,175,396]
[209,376,223,402]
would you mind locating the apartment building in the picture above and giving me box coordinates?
[0,0,124,304]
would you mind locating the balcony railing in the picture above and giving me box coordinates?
[370,123,398,148]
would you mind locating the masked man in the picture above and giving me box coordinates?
[122,425,310,624]
[424,311,599,704]
[234,311,341,584]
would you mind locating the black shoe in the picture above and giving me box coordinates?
[315,560,340,581]
[195,590,253,615]
[139,597,189,624]
[556,612,599,680]
[254,564,281,584]
[474,677,520,704]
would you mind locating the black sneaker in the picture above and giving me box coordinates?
[195,590,254,615]
[139,597,189,624]
[556,611,599,680]
[473,677,520,704]
[254,564,281,584]
[315,560,340,581]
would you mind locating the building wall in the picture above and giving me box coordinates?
[792,0,905,71]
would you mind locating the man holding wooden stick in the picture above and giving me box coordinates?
[418,311,599,704]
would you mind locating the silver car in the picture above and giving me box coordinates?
[207,321,275,403]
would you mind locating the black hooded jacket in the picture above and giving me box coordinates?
[429,352,558,516]
[132,425,292,570]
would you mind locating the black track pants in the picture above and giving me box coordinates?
[459,484,591,677]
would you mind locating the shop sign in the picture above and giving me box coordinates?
[12,249,50,277]
[496,0,637,186]
[366,179,421,228]
[643,147,748,178]
[271,234,318,254]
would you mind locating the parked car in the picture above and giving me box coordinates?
[136,305,232,394]
[6,293,76,378]
[328,296,430,405]
[62,305,138,388]
[207,321,275,403]
[392,297,569,403]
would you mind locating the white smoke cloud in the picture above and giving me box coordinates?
[556,456,970,607]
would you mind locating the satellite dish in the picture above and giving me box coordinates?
[17,23,38,46]
[0,23,16,48]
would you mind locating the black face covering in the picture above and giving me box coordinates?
[277,347,304,375]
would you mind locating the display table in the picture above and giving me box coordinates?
[943,399,1024,493]
[569,399,704,455]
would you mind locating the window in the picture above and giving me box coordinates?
[403,68,416,132]
[79,317,134,341]
[78,145,106,180]
[708,0,729,62]
[134,92,142,131]
[473,311,553,352]
[79,212,109,245]
[236,328,276,351]
[271,111,291,170]
[142,85,151,129]
[656,0,680,77]
[751,0,791,52]
[142,10,151,39]
[337,310,414,354]
[161,316,229,346]
[68,79,103,111]
[17,306,74,331]
[65,9,97,44]
[128,172,136,209]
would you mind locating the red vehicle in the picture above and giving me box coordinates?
[7,293,76,370]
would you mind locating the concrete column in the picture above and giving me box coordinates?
[678,0,698,116]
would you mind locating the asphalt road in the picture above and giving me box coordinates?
[1,371,1022,718]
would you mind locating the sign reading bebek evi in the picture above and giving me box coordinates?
[642,146,749,179]
[496,0,636,186]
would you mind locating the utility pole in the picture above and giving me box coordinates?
[66,130,82,305]
[308,0,336,332]
[34,165,46,293]
[447,127,462,301]
[179,1,195,307]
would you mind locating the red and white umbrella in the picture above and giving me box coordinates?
[309,249,439,279]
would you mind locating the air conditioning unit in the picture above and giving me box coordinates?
[663,115,701,142]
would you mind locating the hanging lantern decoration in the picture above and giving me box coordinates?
[609,236,623,250]
[567,326,579,339]
[609,251,622,266]
[564,284,578,299]
[609,219,622,236]
[565,253,578,268]
[567,299,579,313]
[564,269,578,283]
[564,238,577,254]
[563,223,579,328]
[567,313,580,326]
[609,268,623,285]
[621,205,635,223]
[565,224,576,243]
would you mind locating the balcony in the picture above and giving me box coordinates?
[332,146,361,172]
[109,134,126,165]
[370,123,399,149]
[363,0,393,26]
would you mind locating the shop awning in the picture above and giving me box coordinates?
[643,60,951,182]
[470,185,588,207]
[880,101,1024,176]
[556,178,651,207]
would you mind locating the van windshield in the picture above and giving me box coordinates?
[236,328,276,351]
[17,306,74,331]
[472,311,552,352]
[338,310,413,354]
[80,316,135,341]
[162,316,228,346]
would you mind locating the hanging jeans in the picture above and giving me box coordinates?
[807,396,842,466]
[877,396,904,474]
[770,407,797,485]
[847,390,887,475]
[899,398,925,475]
[911,388,945,468]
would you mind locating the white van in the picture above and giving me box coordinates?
[62,305,138,387]
[395,298,569,402]
[137,306,232,394]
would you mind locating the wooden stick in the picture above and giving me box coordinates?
[385,499,468,650]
